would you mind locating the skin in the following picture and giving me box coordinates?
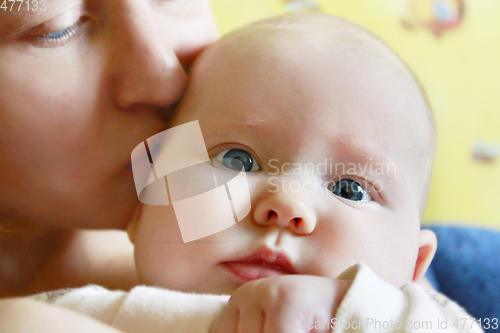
[0,0,217,296]
[210,275,352,333]
[0,298,123,333]
[131,12,437,303]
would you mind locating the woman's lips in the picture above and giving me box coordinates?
[223,249,297,283]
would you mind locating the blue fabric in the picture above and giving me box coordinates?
[424,225,500,330]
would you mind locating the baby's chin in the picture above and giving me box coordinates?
[174,284,241,296]
[139,274,240,295]
[199,283,241,296]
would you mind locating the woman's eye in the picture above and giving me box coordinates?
[328,179,372,202]
[214,149,260,172]
[32,19,85,46]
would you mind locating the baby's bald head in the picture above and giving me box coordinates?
[180,12,436,217]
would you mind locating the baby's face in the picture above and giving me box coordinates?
[132,18,434,294]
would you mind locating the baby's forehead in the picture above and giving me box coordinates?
[207,17,424,119]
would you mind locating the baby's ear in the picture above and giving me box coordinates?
[413,229,437,282]
[127,204,143,244]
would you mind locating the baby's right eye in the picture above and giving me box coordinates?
[214,149,261,172]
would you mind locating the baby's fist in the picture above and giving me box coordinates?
[210,275,351,333]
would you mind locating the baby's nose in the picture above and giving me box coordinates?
[252,191,316,235]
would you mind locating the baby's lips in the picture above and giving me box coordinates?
[223,246,298,282]
[224,261,292,282]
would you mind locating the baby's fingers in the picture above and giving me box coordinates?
[211,304,265,333]
[263,311,333,333]
[210,304,239,333]
[238,307,264,333]
[261,311,314,333]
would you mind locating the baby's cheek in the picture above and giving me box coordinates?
[137,205,183,242]
[381,232,420,286]
[134,205,183,285]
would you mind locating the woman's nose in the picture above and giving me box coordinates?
[253,191,317,235]
[109,2,213,110]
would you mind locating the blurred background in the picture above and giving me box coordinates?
[209,0,500,229]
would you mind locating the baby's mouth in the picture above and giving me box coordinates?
[222,249,297,283]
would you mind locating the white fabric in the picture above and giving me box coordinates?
[335,263,484,333]
[42,263,483,333]
[46,285,228,333]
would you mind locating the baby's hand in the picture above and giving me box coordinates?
[210,275,351,333]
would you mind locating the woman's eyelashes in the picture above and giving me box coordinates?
[214,149,261,172]
[31,18,87,47]
[328,179,372,202]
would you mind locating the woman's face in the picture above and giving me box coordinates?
[0,0,217,229]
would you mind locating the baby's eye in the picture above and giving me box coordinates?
[214,149,261,172]
[328,179,372,202]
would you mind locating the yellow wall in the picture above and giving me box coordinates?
[209,0,500,228]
